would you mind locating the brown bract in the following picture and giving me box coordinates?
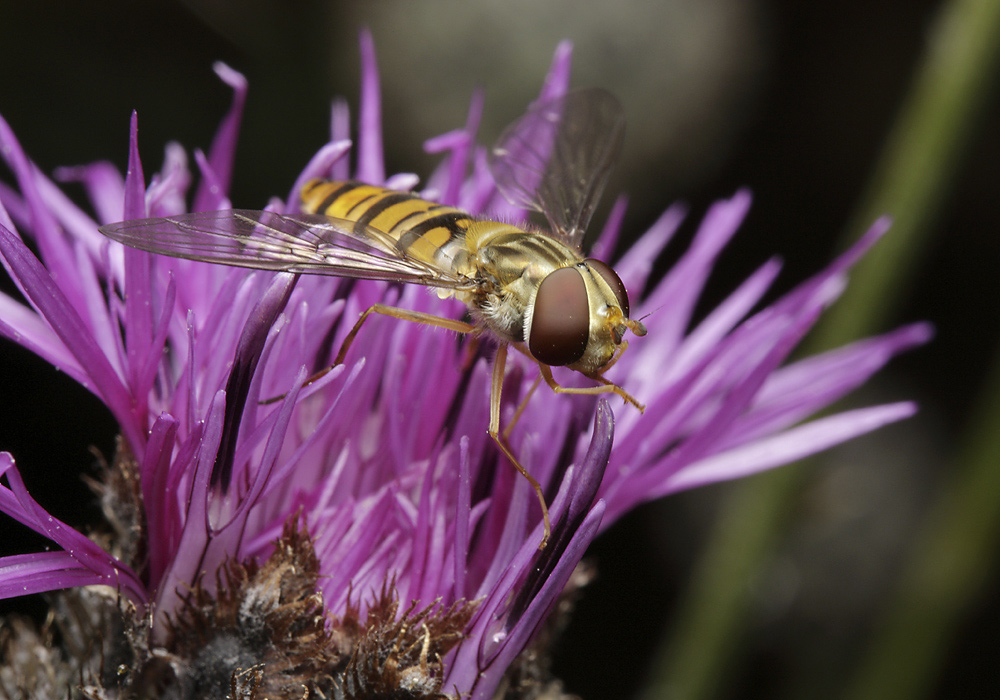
[1,464,479,700]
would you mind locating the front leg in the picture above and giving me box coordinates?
[536,362,645,413]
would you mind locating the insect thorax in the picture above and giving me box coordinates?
[466,223,582,343]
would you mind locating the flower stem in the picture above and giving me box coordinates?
[813,0,1000,349]
[843,341,1000,700]
[640,0,1000,697]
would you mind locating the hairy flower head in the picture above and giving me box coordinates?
[0,31,929,700]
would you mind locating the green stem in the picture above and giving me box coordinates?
[640,0,1000,698]
[813,0,1000,348]
[844,341,1000,700]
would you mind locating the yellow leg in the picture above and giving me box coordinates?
[333,302,477,365]
[502,373,542,442]
[537,363,646,413]
[261,303,477,404]
[506,342,645,412]
[459,334,482,372]
[259,364,335,405]
[490,344,552,550]
[599,339,628,373]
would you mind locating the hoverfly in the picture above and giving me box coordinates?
[100,88,646,549]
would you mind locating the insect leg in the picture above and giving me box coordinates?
[333,303,477,365]
[489,343,552,550]
[261,303,478,405]
[536,362,646,413]
[598,339,628,373]
[459,334,482,371]
[503,373,542,442]
[259,365,336,405]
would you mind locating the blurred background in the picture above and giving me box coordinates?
[1,1,997,699]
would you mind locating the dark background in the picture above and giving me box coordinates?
[1,1,997,699]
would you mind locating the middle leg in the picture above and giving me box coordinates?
[489,344,552,550]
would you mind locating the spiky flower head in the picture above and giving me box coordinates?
[0,31,928,700]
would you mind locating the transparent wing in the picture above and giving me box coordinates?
[99,210,477,291]
[489,88,625,250]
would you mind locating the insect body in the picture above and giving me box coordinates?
[100,88,646,548]
[298,178,642,374]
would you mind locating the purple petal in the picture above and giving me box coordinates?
[447,402,612,696]
[605,304,824,519]
[0,222,139,448]
[0,552,122,599]
[212,273,297,492]
[511,399,613,610]
[193,62,247,211]
[536,40,573,104]
[0,113,76,285]
[384,172,420,191]
[644,190,752,349]
[667,257,783,379]
[0,454,146,603]
[147,143,192,217]
[153,389,227,625]
[589,194,629,262]
[453,438,473,599]
[122,112,147,221]
[122,113,156,409]
[329,97,351,181]
[287,140,352,210]
[0,291,87,384]
[54,160,125,225]
[31,168,108,261]
[356,28,384,184]
[722,323,933,447]
[192,149,230,210]
[425,87,484,206]
[142,413,179,585]
[614,201,686,294]
[662,402,918,493]
[134,275,176,404]
[771,216,891,318]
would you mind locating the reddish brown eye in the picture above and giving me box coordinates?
[528,266,590,366]
[586,258,630,318]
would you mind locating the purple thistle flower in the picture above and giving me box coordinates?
[0,32,929,700]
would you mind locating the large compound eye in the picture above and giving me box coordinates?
[529,266,590,366]
[585,259,630,318]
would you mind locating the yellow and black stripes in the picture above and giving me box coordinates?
[300,179,473,266]
[485,235,572,270]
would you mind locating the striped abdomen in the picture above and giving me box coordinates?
[300,179,478,269]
